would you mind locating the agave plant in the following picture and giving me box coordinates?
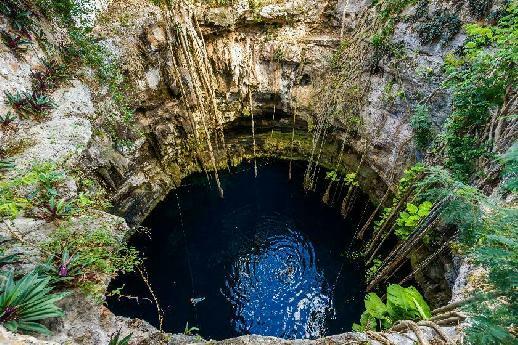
[0,270,66,334]
[0,112,16,126]
[108,329,132,345]
[0,0,34,37]
[0,159,15,172]
[32,59,69,92]
[41,196,76,220]
[37,249,84,285]
[4,90,55,118]
[1,31,31,52]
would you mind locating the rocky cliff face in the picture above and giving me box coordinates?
[0,0,482,343]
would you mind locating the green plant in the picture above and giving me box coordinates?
[410,104,433,150]
[0,238,20,268]
[4,90,55,118]
[0,159,15,173]
[442,7,516,181]
[1,31,31,52]
[40,196,77,220]
[344,172,359,186]
[0,0,34,37]
[366,258,382,281]
[184,322,200,335]
[272,47,285,63]
[415,10,461,45]
[468,0,493,19]
[413,165,517,343]
[31,59,70,92]
[353,284,431,331]
[0,112,16,126]
[394,201,433,239]
[108,329,132,345]
[40,226,140,302]
[0,270,66,335]
[325,170,339,182]
[499,144,517,193]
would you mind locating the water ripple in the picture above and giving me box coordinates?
[224,214,334,339]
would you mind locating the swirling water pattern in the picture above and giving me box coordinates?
[224,215,334,339]
[107,160,369,340]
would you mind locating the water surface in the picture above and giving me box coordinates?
[108,160,370,340]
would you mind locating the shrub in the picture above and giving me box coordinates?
[0,163,110,220]
[353,284,431,331]
[410,104,433,150]
[40,226,140,302]
[415,10,461,45]
[0,270,66,335]
[468,0,493,19]
[0,0,34,37]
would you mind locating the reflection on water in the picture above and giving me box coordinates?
[107,160,370,340]
[225,215,333,338]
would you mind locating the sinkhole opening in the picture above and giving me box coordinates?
[107,159,387,340]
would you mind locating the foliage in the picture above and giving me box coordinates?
[414,165,517,343]
[325,170,339,182]
[415,9,461,45]
[40,226,140,302]
[0,238,20,269]
[344,172,359,186]
[1,31,31,53]
[35,0,139,152]
[0,163,107,220]
[31,59,71,93]
[0,270,66,335]
[36,0,81,26]
[0,159,15,173]
[353,284,431,331]
[108,329,132,345]
[468,0,493,19]
[4,91,55,119]
[0,112,16,126]
[0,0,35,38]
[410,104,433,150]
[442,6,517,181]
[499,144,517,193]
[375,0,417,21]
[394,201,433,239]
[184,322,200,335]
[366,258,382,281]
[369,20,405,73]
[373,164,425,233]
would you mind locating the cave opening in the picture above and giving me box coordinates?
[107,158,405,340]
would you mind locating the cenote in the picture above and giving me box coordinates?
[107,159,376,340]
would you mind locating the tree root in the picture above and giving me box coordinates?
[366,331,395,345]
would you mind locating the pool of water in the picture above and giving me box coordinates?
[107,159,372,340]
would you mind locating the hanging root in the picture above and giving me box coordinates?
[162,0,225,197]
[393,321,430,345]
[391,319,456,345]
[366,331,395,345]
[137,265,164,331]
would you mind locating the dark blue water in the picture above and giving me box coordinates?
[107,159,371,340]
